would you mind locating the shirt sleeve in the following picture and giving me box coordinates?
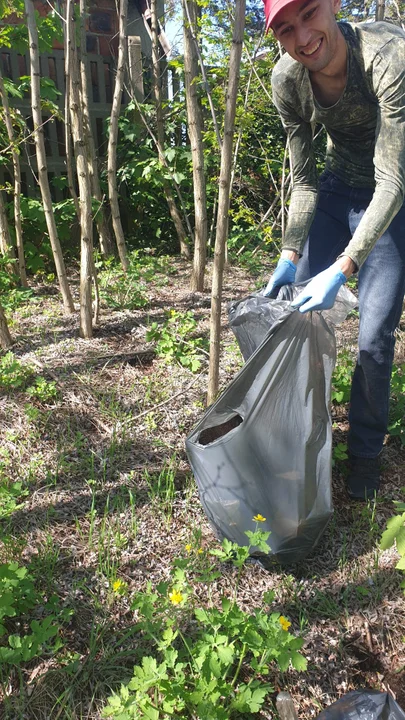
[272,84,319,256]
[343,37,405,268]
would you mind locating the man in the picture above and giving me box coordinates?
[263,0,405,499]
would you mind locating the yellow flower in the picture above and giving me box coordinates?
[253,514,266,523]
[185,544,192,553]
[279,616,291,631]
[169,589,184,605]
[197,548,204,554]
[112,579,125,594]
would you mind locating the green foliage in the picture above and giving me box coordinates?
[146,310,208,372]
[388,363,405,446]
[26,377,58,402]
[18,75,62,104]
[0,562,59,666]
[16,197,53,272]
[331,350,354,404]
[332,442,348,467]
[116,105,193,253]
[102,526,306,719]
[0,2,63,53]
[380,497,405,586]
[0,352,34,391]
[0,480,28,519]
[98,251,171,310]
[332,355,405,444]
[0,256,35,311]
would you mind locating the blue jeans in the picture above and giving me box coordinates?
[295,171,405,458]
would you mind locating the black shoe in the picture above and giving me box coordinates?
[346,454,381,501]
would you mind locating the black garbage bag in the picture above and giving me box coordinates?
[185,285,357,565]
[315,689,405,719]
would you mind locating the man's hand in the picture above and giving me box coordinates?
[264,252,298,298]
[291,263,348,313]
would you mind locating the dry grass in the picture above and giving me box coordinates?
[1,257,404,719]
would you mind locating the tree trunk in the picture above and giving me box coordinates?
[182,0,222,150]
[67,0,94,338]
[207,0,246,405]
[375,0,385,20]
[151,0,191,259]
[64,8,80,219]
[0,189,13,257]
[79,0,114,258]
[24,0,74,313]
[183,0,207,290]
[0,68,27,287]
[0,300,12,349]
[107,0,129,272]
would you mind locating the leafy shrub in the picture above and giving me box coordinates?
[0,353,34,391]
[0,481,28,520]
[26,377,58,402]
[0,563,59,665]
[146,310,208,372]
[98,251,171,310]
[102,525,306,719]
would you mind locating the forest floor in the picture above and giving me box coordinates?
[1,252,405,719]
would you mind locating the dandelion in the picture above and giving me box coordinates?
[169,589,184,605]
[185,544,192,553]
[279,615,291,631]
[197,548,204,554]
[253,514,266,523]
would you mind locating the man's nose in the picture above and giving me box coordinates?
[296,24,314,48]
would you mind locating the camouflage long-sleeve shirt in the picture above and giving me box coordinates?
[271,21,405,268]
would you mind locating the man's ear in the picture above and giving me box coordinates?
[332,0,342,14]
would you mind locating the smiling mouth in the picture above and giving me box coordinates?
[301,38,322,56]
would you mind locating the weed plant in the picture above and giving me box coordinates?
[331,350,354,404]
[102,521,306,720]
[98,251,172,310]
[0,353,34,391]
[146,310,208,372]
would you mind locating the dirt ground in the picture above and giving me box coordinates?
[1,257,405,719]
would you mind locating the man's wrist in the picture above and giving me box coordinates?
[336,255,357,279]
[280,249,299,265]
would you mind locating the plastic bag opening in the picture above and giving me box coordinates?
[197,414,243,446]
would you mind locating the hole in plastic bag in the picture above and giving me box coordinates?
[198,414,243,446]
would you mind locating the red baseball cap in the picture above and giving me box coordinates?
[263,0,296,31]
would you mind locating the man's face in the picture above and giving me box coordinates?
[272,0,342,73]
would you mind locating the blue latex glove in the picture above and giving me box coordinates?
[291,265,346,313]
[264,258,297,298]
